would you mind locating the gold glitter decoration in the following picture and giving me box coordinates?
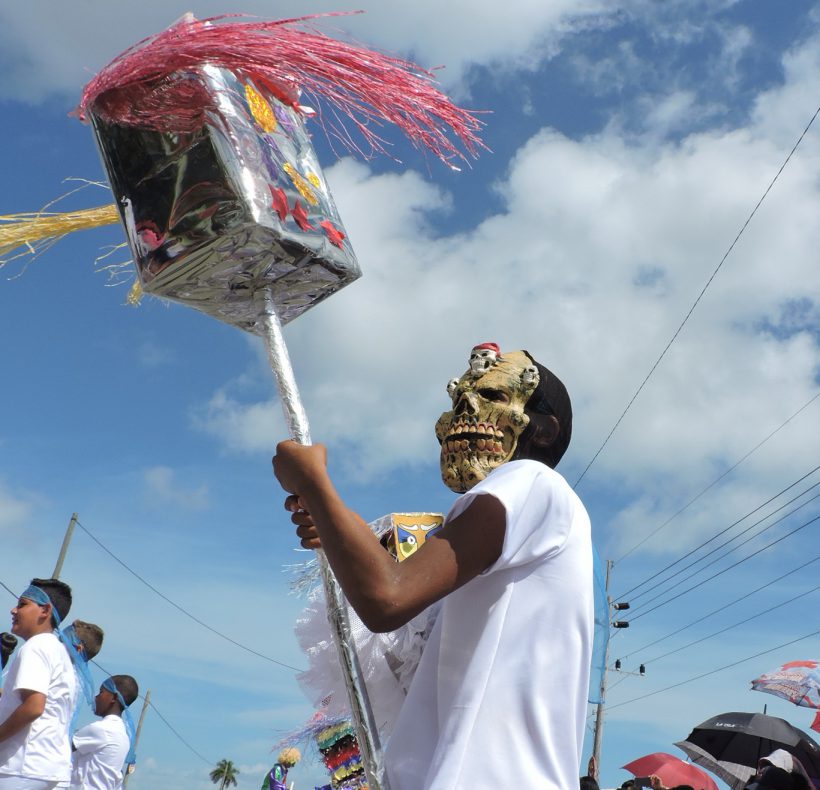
[126,279,143,305]
[284,163,319,206]
[244,84,277,133]
[307,171,322,190]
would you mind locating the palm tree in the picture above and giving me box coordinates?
[209,759,239,790]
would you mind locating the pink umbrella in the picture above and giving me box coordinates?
[623,752,719,790]
[752,660,820,734]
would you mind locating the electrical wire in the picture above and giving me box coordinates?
[606,627,820,711]
[637,581,820,668]
[140,700,213,767]
[627,501,820,620]
[626,487,820,616]
[619,554,820,659]
[616,464,820,600]
[75,519,304,673]
[0,580,17,600]
[90,656,213,766]
[616,390,820,564]
[629,512,820,622]
[573,104,820,491]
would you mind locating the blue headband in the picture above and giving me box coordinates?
[102,677,137,771]
[20,585,95,710]
[21,585,61,627]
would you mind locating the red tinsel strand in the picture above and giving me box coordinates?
[76,13,486,166]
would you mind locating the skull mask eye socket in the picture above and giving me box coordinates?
[477,388,510,404]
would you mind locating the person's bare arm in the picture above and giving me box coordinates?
[274,441,506,632]
[0,689,46,743]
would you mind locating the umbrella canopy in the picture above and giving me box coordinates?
[623,752,719,790]
[675,712,820,789]
[752,661,820,734]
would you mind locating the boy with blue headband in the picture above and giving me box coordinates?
[0,578,75,789]
[70,675,138,790]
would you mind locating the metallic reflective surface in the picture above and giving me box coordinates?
[90,65,360,335]
[257,298,385,789]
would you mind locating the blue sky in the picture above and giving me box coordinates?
[1,1,820,788]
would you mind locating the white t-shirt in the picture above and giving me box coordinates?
[384,460,594,790]
[0,633,76,783]
[70,715,129,790]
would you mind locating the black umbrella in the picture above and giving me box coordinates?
[675,711,820,789]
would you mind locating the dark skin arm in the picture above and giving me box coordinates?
[273,440,506,633]
[0,689,46,743]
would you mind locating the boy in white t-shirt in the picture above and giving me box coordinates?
[273,344,593,789]
[0,577,76,790]
[71,675,138,790]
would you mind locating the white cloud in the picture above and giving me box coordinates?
[0,0,617,104]
[179,31,820,556]
[191,390,283,454]
[137,340,175,369]
[0,481,35,533]
[143,466,210,511]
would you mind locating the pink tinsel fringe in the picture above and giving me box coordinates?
[77,13,486,166]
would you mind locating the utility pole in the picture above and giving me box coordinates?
[591,559,613,772]
[52,513,78,579]
[122,689,150,788]
[591,561,632,775]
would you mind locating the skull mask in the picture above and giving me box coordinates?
[435,349,540,493]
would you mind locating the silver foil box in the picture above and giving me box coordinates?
[90,64,361,333]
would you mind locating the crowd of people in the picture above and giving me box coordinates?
[0,577,138,790]
[580,748,814,790]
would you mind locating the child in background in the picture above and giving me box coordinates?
[0,577,76,789]
[71,675,138,790]
[262,747,300,790]
[64,620,103,718]
[65,621,103,664]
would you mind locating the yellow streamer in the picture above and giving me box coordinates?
[0,204,120,262]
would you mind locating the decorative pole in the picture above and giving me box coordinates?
[256,291,384,787]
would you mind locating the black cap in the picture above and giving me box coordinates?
[523,352,573,465]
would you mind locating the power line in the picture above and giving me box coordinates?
[638,581,820,668]
[574,103,820,490]
[616,464,820,600]
[626,485,820,615]
[0,580,17,600]
[74,519,303,673]
[91,657,213,766]
[146,700,213,767]
[616,390,820,564]
[620,554,820,659]
[629,512,820,622]
[607,627,820,711]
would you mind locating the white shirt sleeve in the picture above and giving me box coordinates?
[13,639,51,695]
[72,720,108,754]
[447,460,576,571]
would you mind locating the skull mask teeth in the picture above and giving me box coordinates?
[435,349,540,493]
